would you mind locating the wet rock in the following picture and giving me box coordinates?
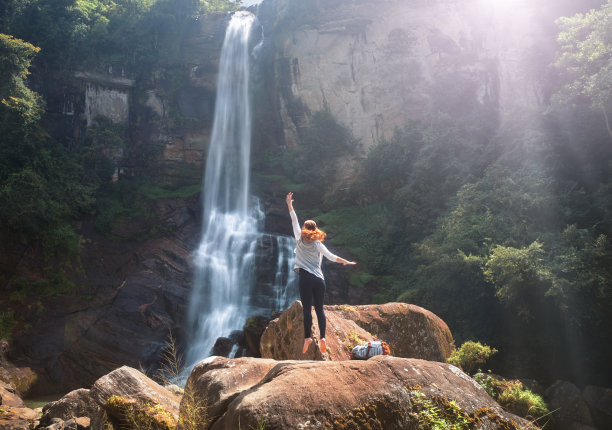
[243,316,269,357]
[211,337,234,357]
[181,355,535,430]
[0,343,44,398]
[582,385,612,430]
[545,380,593,429]
[11,195,200,392]
[260,300,454,362]
[38,388,96,427]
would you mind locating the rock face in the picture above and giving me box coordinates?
[259,0,551,150]
[260,300,454,362]
[10,195,201,391]
[181,355,535,430]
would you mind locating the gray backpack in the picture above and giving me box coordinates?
[350,341,391,360]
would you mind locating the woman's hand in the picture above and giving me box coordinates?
[286,192,294,211]
[336,257,357,266]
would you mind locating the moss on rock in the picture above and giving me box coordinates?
[105,395,176,430]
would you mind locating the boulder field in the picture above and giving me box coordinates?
[33,357,535,430]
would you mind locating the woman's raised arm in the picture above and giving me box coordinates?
[286,192,301,240]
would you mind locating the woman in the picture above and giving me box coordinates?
[286,192,356,354]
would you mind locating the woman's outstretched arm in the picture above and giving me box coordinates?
[316,242,357,266]
[286,192,301,240]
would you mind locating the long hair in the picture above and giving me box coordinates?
[301,219,326,242]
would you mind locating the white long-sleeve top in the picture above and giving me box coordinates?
[290,210,338,280]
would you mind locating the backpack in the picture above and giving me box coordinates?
[350,340,391,360]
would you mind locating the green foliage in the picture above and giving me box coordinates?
[93,175,195,239]
[407,388,472,430]
[0,33,41,124]
[474,374,550,423]
[484,242,554,320]
[447,341,498,375]
[554,0,612,138]
[473,373,498,399]
[10,269,76,300]
[0,311,17,340]
[497,381,549,420]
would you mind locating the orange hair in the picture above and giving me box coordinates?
[301,219,326,242]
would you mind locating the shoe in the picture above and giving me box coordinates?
[320,338,326,354]
[302,338,313,354]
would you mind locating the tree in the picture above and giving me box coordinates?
[484,242,555,320]
[554,0,612,139]
[0,33,42,178]
[0,33,41,124]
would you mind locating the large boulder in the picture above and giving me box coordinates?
[582,385,612,430]
[0,379,25,408]
[260,301,454,362]
[90,366,181,421]
[0,405,40,430]
[180,356,279,424]
[37,366,180,430]
[0,340,48,397]
[38,388,97,427]
[545,380,593,429]
[181,355,536,430]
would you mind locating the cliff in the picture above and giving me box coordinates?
[259,0,551,150]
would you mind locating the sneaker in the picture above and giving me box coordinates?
[302,338,313,354]
[320,338,326,354]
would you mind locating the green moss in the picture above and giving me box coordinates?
[407,389,472,429]
[10,268,76,301]
[341,330,368,352]
[330,396,408,429]
[336,305,357,312]
[137,183,201,200]
[0,311,17,340]
[105,395,176,430]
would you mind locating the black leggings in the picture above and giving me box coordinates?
[298,268,326,339]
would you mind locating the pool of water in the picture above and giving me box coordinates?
[24,395,61,410]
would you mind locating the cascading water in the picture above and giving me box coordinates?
[186,11,296,366]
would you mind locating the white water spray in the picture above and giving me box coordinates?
[186,11,296,366]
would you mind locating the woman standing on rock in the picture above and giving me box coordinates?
[286,192,356,354]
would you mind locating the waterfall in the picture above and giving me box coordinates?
[186,11,296,366]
